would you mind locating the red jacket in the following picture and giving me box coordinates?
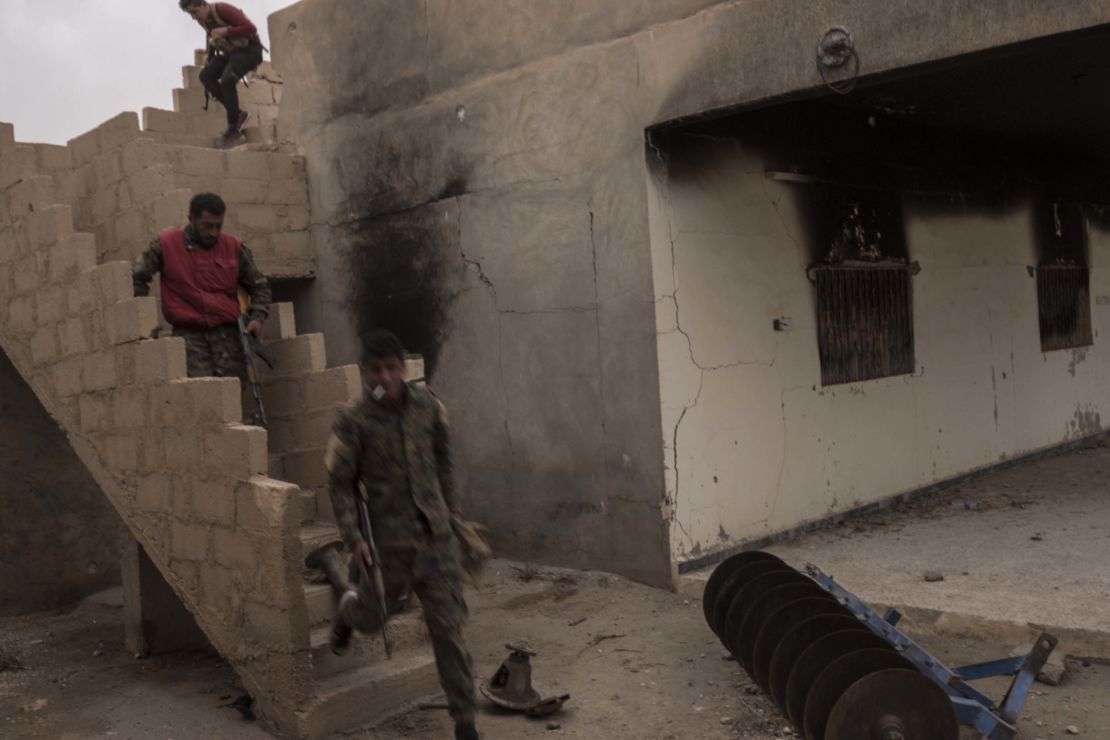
[196,3,260,44]
[159,228,243,330]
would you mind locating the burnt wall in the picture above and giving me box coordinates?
[0,348,121,614]
[267,0,1110,585]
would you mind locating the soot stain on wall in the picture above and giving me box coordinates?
[343,204,456,378]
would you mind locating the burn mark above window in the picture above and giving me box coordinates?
[819,185,908,264]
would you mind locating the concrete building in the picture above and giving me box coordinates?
[5,1,1110,736]
[270,1,1110,589]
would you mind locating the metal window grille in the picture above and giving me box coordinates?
[1037,265,1092,352]
[815,264,915,386]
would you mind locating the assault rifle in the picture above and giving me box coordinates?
[237,315,275,426]
[356,482,392,659]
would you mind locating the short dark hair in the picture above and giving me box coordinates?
[359,329,405,364]
[179,0,204,10]
[189,192,226,218]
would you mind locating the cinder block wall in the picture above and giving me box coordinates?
[0,119,315,731]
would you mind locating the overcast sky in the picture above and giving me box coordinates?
[0,0,295,146]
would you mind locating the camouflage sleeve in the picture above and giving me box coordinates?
[237,244,272,323]
[433,399,461,513]
[325,411,364,549]
[132,237,163,297]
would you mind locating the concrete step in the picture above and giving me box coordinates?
[309,608,430,680]
[301,648,438,740]
[300,521,341,564]
[305,581,338,627]
[299,489,317,524]
[315,488,336,524]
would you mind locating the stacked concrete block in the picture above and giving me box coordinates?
[0,122,315,733]
[156,54,284,146]
[64,133,312,277]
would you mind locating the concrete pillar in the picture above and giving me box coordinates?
[120,531,211,656]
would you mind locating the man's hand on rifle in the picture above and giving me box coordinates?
[210,27,230,40]
[352,539,373,584]
[246,319,263,339]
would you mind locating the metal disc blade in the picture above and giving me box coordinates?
[802,648,914,740]
[702,551,784,631]
[721,569,810,669]
[708,557,789,638]
[784,630,893,726]
[713,561,797,643]
[768,614,869,710]
[825,669,959,740]
[751,598,849,693]
[736,582,833,673]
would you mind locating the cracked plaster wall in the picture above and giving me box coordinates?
[652,143,1110,563]
[264,0,1110,584]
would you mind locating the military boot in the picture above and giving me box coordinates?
[454,722,480,740]
[304,541,350,594]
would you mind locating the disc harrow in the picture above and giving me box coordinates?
[702,551,1058,740]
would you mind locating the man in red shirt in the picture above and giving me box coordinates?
[179,0,264,148]
[132,193,271,417]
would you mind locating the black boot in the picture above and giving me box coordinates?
[454,722,479,740]
[329,593,356,656]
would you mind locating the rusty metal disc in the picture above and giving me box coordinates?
[825,669,958,740]
[751,597,849,693]
[721,569,810,668]
[737,583,833,673]
[784,629,893,726]
[768,614,869,710]
[713,561,796,643]
[802,648,915,740]
[701,551,784,633]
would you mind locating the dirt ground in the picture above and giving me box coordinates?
[4,443,1110,739]
[2,555,1107,739]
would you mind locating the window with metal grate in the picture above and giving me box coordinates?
[1037,265,1092,352]
[814,264,915,386]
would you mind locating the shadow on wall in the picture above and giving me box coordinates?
[0,348,122,615]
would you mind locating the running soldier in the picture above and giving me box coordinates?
[323,329,480,740]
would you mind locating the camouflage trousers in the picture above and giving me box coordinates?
[340,537,476,726]
[174,324,247,380]
[174,324,262,424]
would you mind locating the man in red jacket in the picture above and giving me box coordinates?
[180,0,264,148]
[132,192,271,390]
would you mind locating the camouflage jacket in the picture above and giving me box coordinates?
[325,383,459,551]
[131,226,272,323]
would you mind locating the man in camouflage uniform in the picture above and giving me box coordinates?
[324,329,479,740]
[132,192,270,382]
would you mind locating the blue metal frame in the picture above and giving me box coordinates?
[804,564,1057,740]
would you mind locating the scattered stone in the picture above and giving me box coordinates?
[719,717,733,725]
[1031,533,1044,541]
[1066,725,1080,735]
[924,571,944,582]
[721,652,736,661]
[546,722,561,731]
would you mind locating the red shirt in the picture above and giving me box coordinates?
[196,3,260,44]
[159,228,244,330]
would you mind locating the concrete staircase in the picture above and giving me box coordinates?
[0,52,437,739]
